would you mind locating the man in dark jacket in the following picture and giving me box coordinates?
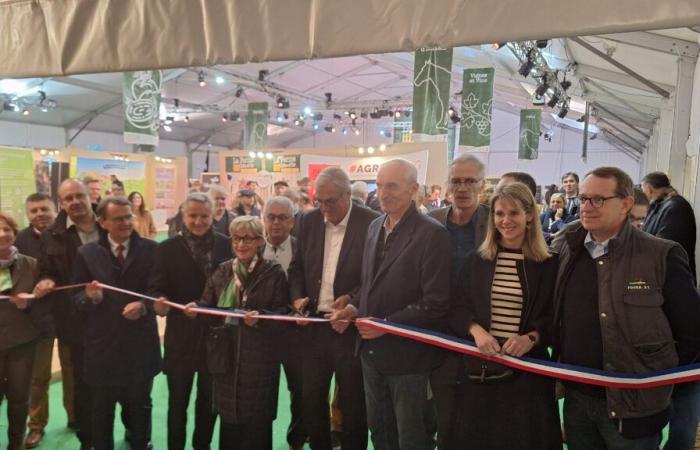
[15,192,60,449]
[149,193,232,450]
[553,167,700,449]
[289,167,378,450]
[72,196,161,450]
[33,179,102,450]
[332,159,451,450]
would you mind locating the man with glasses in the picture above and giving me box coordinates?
[33,179,102,449]
[427,154,490,448]
[553,167,700,450]
[288,167,379,450]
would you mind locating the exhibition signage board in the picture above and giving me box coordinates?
[412,48,453,141]
[299,151,429,184]
[71,157,146,196]
[459,67,494,149]
[123,70,162,146]
[0,147,36,228]
[518,109,542,160]
[225,155,300,174]
[246,102,269,150]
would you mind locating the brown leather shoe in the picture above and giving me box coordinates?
[25,429,44,449]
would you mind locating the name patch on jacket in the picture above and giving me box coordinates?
[626,279,652,291]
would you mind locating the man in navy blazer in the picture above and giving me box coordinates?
[331,159,451,450]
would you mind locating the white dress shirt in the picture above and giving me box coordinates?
[263,236,293,274]
[318,203,352,313]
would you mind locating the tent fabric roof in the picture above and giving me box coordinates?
[2,0,700,78]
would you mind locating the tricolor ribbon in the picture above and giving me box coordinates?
[7,281,700,389]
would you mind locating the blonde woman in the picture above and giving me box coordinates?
[448,182,561,450]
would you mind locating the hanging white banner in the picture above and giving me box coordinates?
[299,150,429,184]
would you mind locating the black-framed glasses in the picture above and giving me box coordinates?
[232,235,259,244]
[449,177,482,187]
[578,195,620,208]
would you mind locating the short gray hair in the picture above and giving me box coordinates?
[208,185,228,199]
[282,187,300,203]
[351,181,368,199]
[183,192,213,212]
[263,196,294,217]
[380,159,417,184]
[96,196,132,220]
[229,215,264,238]
[315,167,351,195]
[450,154,485,179]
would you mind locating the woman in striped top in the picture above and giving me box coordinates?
[447,182,561,450]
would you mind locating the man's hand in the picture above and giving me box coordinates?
[85,281,103,304]
[122,301,146,321]
[183,301,198,319]
[325,304,357,334]
[331,294,351,310]
[243,310,259,327]
[356,318,386,340]
[502,334,536,357]
[470,324,501,356]
[33,279,55,298]
[292,297,310,325]
[9,293,33,310]
[154,297,171,317]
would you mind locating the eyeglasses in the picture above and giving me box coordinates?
[265,214,291,222]
[578,195,620,208]
[232,235,259,244]
[449,177,482,187]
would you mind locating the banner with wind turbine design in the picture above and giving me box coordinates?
[518,109,541,160]
[246,102,268,150]
[459,67,494,150]
[411,48,453,142]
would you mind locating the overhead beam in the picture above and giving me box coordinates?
[592,102,652,139]
[569,37,671,98]
[596,118,646,148]
[602,129,644,154]
[594,32,699,58]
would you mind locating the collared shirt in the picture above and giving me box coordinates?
[66,216,99,245]
[263,236,293,274]
[318,202,352,313]
[584,232,616,259]
[446,207,478,281]
[108,235,130,260]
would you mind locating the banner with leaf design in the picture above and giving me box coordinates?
[459,68,494,149]
[123,70,162,146]
[411,48,453,141]
[518,109,541,160]
[246,102,268,150]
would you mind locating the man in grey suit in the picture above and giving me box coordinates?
[331,159,451,450]
[427,154,489,449]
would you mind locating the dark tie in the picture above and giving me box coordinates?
[116,244,125,265]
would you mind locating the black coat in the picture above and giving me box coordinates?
[148,232,232,373]
[0,254,41,351]
[199,258,289,424]
[288,204,380,313]
[72,232,161,386]
[353,205,451,375]
[14,227,42,260]
[643,193,697,282]
[450,251,558,361]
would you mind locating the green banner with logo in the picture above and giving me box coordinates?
[246,102,269,150]
[460,68,494,148]
[518,109,542,160]
[412,48,453,140]
[0,147,36,228]
[123,71,162,146]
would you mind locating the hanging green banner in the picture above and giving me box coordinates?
[246,102,269,150]
[123,70,162,146]
[518,109,542,160]
[412,48,453,141]
[460,68,494,148]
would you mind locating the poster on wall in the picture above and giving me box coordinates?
[299,151,429,184]
[201,172,222,188]
[0,147,37,228]
[71,157,146,196]
[225,155,301,174]
[154,166,177,216]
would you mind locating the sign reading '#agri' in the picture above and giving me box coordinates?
[300,150,429,184]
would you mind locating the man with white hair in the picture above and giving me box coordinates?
[288,167,379,449]
[351,181,369,207]
[281,187,303,237]
[331,159,451,450]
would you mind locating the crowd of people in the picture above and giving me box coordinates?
[0,155,699,450]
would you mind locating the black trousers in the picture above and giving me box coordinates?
[70,342,93,447]
[166,369,215,450]
[91,380,152,450]
[120,384,152,443]
[429,353,463,450]
[278,325,307,448]
[219,421,272,450]
[302,324,367,450]
[0,343,35,450]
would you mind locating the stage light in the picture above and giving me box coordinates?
[450,114,461,124]
[342,128,347,135]
[367,146,375,154]
[354,129,360,136]
[491,43,507,50]
[313,123,319,130]
[560,80,572,91]
[163,124,172,132]
[39,149,47,155]
[536,40,549,49]
[257,151,264,158]
[304,106,312,116]
[258,70,269,82]
[249,151,256,158]
[394,110,402,118]
[547,92,560,108]
[235,87,244,98]
[165,116,174,125]
[215,76,225,85]
[276,95,289,109]
[518,50,535,77]
[22,108,29,116]
[222,114,228,123]
[313,113,324,121]
[324,92,333,107]
[276,113,284,123]
[535,78,549,97]
[448,107,456,117]
[349,112,357,120]
[558,104,569,119]
[333,113,342,120]
[198,71,207,87]
[265,152,273,160]
[358,147,365,154]
[231,112,241,122]
[379,144,386,152]
[184,115,190,123]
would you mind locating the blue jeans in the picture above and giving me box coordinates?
[664,381,700,450]
[564,389,661,450]
[361,354,434,450]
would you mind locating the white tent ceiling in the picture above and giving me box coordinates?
[0,29,697,155]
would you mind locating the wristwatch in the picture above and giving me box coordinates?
[526,333,537,344]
